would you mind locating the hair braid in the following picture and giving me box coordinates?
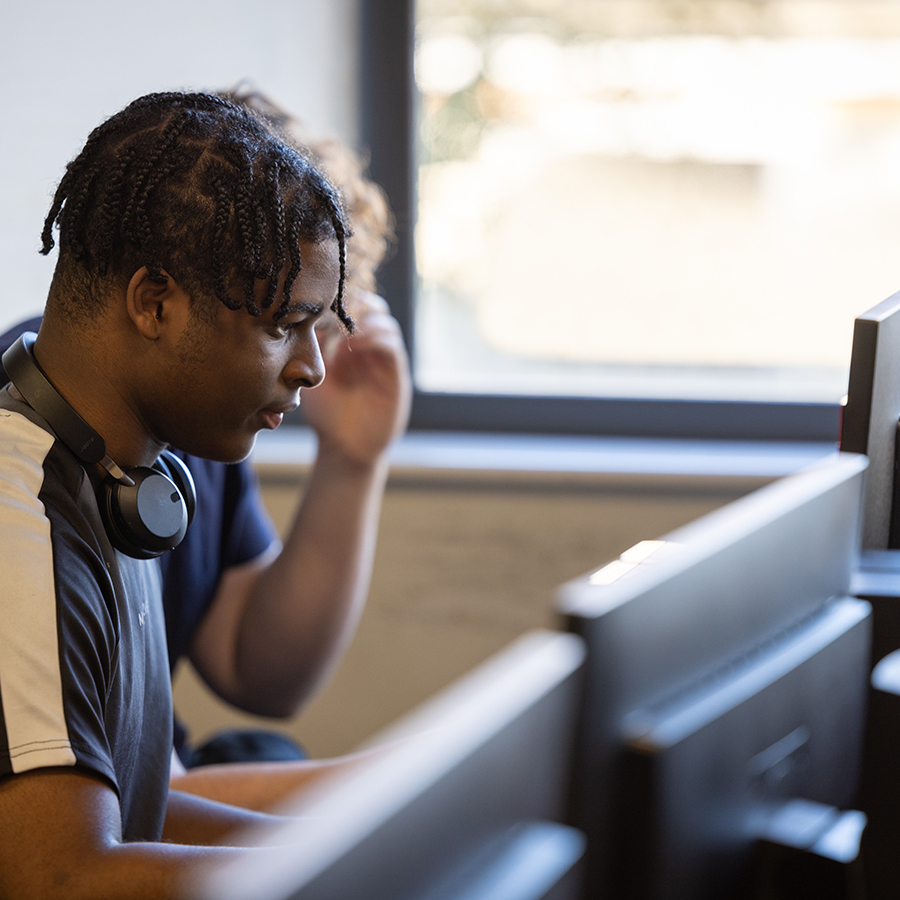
[41,168,72,255]
[131,113,193,281]
[57,158,103,262]
[41,90,351,328]
[232,153,263,314]
[306,177,353,333]
[136,152,187,283]
[94,146,137,275]
[279,214,304,320]
[330,211,352,333]
[210,172,242,312]
[122,112,188,242]
[41,93,180,255]
[261,162,286,310]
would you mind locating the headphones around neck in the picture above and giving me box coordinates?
[2,332,196,560]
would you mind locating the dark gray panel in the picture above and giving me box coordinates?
[841,290,900,548]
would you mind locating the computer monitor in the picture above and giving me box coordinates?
[617,596,869,900]
[557,452,870,899]
[840,289,900,549]
[190,630,586,900]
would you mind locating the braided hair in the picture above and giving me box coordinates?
[41,91,353,330]
[220,83,394,296]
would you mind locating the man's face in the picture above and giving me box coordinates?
[145,239,339,462]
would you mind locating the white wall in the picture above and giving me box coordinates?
[0,0,359,333]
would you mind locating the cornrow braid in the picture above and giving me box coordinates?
[306,177,352,333]
[210,172,243,312]
[55,159,101,262]
[94,146,137,276]
[263,162,287,311]
[125,111,193,282]
[233,150,263,315]
[41,91,352,329]
[330,208,351,333]
[280,214,304,317]
[42,92,231,254]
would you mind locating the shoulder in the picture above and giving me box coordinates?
[0,400,82,529]
[0,394,90,531]
[0,393,117,624]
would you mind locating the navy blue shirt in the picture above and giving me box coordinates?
[0,316,278,759]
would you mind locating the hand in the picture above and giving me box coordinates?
[301,290,412,467]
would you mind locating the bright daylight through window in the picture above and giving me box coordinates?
[414,0,900,404]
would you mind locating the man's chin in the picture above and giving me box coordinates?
[179,432,258,464]
[223,433,258,464]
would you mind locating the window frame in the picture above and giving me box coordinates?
[358,0,841,442]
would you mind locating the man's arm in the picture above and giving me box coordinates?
[187,291,411,716]
[163,787,279,844]
[0,770,270,900]
[170,751,377,812]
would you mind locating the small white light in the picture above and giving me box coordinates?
[619,540,667,564]
[589,560,638,585]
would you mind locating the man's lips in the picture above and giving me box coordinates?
[261,404,298,430]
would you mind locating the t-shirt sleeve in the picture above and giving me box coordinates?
[220,458,280,569]
[0,413,119,789]
[160,455,279,669]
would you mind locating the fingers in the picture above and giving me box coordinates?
[349,293,404,347]
[317,289,389,336]
[320,291,408,361]
[301,286,413,454]
[350,290,390,316]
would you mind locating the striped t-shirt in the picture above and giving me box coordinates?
[0,390,171,841]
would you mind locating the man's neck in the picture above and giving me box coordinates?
[34,318,164,469]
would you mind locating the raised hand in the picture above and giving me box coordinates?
[301,290,412,468]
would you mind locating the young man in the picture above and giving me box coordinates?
[0,91,409,897]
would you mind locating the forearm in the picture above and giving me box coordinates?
[48,840,250,900]
[237,446,388,709]
[43,793,277,899]
[170,754,371,812]
[163,789,283,844]
[0,770,266,900]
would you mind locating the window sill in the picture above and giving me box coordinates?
[251,427,838,493]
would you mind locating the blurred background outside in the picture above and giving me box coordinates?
[414,0,900,403]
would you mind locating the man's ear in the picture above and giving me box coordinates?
[125,267,190,339]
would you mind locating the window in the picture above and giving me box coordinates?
[358,0,900,441]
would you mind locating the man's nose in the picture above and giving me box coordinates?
[284,334,325,389]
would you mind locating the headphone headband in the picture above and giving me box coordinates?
[3,333,105,463]
[2,333,131,483]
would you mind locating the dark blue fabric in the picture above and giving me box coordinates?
[0,317,279,763]
[157,452,276,673]
[188,729,307,767]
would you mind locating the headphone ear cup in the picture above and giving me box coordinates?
[155,451,197,527]
[98,465,190,560]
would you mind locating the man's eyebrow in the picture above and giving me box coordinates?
[278,302,326,317]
